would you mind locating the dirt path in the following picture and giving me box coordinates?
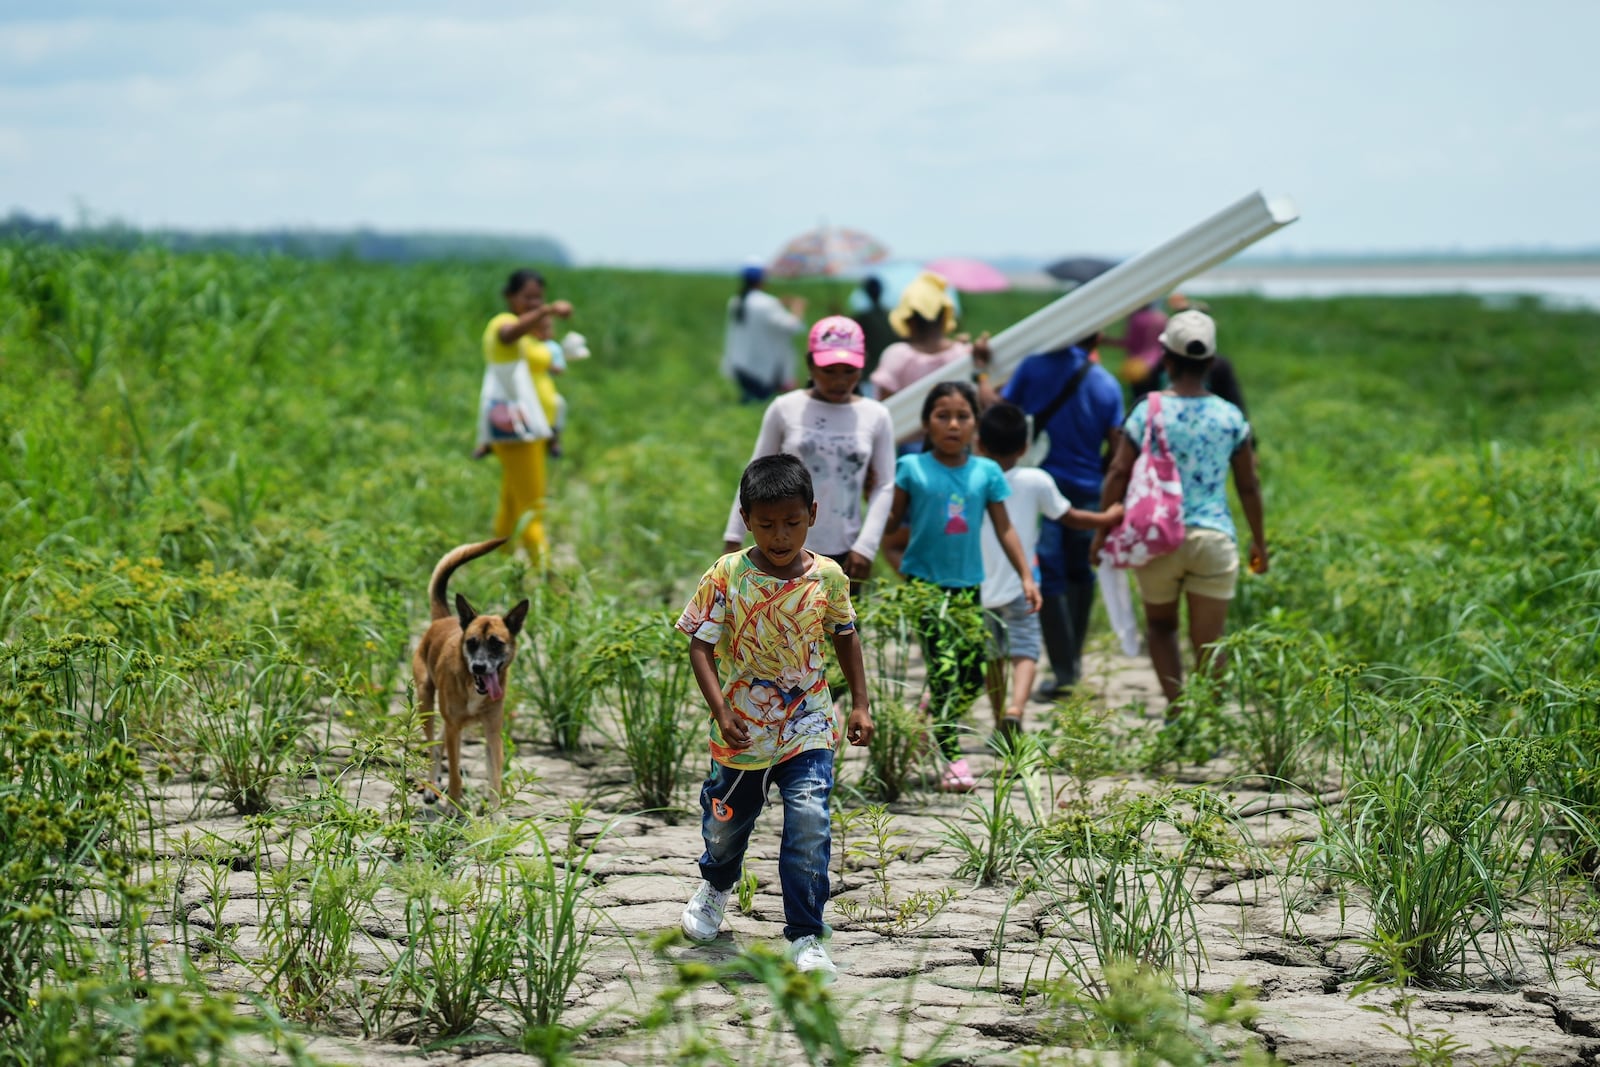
[149,639,1600,1066]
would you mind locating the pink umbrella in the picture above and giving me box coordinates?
[923,256,1010,293]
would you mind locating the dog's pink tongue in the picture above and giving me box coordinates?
[485,672,504,701]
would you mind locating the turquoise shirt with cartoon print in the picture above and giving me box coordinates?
[894,452,1011,588]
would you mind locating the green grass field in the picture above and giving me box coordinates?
[2,242,1598,1064]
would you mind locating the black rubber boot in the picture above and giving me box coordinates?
[1064,578,1097,676]
[1036,593,1077,698]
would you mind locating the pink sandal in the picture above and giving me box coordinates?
[939,758,977,793]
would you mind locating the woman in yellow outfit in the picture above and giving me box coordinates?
[482,269,571,561]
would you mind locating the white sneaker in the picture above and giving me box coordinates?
[681,880,730,942]
[790,934,837,980]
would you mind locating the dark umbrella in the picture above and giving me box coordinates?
[1045,256,1118,285]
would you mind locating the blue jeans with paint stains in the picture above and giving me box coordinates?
[696,747,833,941]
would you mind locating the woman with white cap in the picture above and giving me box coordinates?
[721,261,807,404]
[723,316,896,588]
[1091,309,1268,718]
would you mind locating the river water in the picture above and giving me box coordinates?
[1184,267,1600,312]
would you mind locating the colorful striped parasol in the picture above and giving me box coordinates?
[769,226,889,278]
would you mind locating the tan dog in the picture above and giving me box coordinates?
[411,538,529,808]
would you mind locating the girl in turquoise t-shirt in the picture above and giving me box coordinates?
[884,381,1040,791]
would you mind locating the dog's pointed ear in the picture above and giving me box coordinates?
[455,593,477,629]
[504,599,531,637]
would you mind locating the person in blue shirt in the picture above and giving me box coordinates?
[974,333,1123,698]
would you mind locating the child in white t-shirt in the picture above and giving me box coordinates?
[976,404,1122,735]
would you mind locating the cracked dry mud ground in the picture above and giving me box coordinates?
[144,644,1600,1066]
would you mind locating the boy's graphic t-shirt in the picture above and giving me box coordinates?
[676,551,857,770]
[894,453,1010,589]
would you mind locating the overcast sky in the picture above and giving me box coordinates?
[4,1,1596,267]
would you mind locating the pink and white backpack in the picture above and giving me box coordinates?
[1101,393,1185,569]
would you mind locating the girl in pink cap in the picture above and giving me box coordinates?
[724,316,896,591]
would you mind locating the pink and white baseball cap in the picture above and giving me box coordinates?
[807,316,866,369]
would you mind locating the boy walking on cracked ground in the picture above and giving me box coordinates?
[676,454,874,979]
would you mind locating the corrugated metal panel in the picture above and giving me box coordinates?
[884,190,1299,438]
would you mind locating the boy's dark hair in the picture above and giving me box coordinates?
[978,402,1029,456]
[739,453,814,512]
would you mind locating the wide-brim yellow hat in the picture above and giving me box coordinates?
[888,271,958,338]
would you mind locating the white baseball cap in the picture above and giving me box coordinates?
[1158,309,1217,358]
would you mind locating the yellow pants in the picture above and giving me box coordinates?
[491,440,548,560]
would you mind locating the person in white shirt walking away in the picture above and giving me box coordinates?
[721,260,807,404]
[976,404,1123,736]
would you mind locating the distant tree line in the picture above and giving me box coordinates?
[0,210,571,266]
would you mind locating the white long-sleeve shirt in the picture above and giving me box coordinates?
[721,290,804,388]
[724,391,897,559]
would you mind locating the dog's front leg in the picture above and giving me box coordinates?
[485,704,505,807]
[422,707,445,802]
[415,670,442,804]
[444,719,465,807]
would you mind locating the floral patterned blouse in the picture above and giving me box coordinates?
[1122,393,1251,539]
[676,551,856,769]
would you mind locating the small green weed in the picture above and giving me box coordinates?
[835,805,956,935]
[736,863,759,916]
[380,879,516,1042]
[184,641,320,815]
[499,805,621,1061]
[251,794,385,1023]
[1027,789,1235,993]
[1349,934,1531,1067]
[1028,961,1275,1066]
[592,612,700,811]
[520,578,609,752]
[1314,692,1577,985]
[1211,625,1335,785]
[937,731,1049,886]
[862,695,933,802]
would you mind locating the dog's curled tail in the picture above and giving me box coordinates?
[427,538,509,620]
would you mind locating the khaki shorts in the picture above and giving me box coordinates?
[1133,528,1239,604]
